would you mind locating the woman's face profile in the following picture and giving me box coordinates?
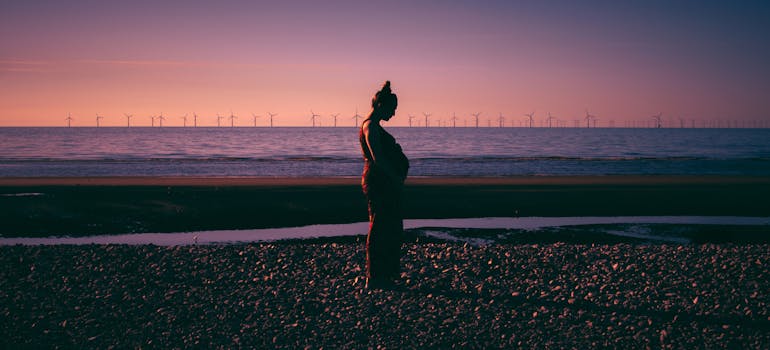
[382,104,397,121]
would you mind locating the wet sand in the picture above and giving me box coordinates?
[2,174,770,186]
[1,241,768,348]
[1,175,769,237]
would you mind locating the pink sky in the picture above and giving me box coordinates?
[1,1,769,127]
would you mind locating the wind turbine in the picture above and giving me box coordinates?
[584,110,596,128]
[65,113,74,127]
[267,112,278,127]
[251,113,261,127]
[124,113,133,127]
[422,112,432,128]
[451,113,459,127]
[352,108,362,127]
[651,113,663,128]
[96,113,104,128]
[157,113,165,127]
[498,113,505,127]
[330,113,340,127]
[546,112,556,128]
[181,114,188,127]
[408,114,416,127]
[216,113,224,127]
[229,110,237,127]
[524,112,535,128]
[471,112,482,128]
[150,115,156,127]
[310,110,321,127]
[193,113,199,127]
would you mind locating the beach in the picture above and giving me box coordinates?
[2,241,769,348]
[1,175,769,348]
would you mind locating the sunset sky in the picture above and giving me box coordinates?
[2,0,769,127]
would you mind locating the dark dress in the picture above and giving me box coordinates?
[360,120,409,281]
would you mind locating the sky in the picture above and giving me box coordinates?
[1,0,769,127]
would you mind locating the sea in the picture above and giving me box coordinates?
[1,127,769,177]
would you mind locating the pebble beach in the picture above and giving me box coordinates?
[2,240,768,348]
[2,176,769,348]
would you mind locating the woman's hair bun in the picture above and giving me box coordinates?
[372,80,397,109]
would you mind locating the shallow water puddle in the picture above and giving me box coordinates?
[0,192,45,197]
[1,216,767,246]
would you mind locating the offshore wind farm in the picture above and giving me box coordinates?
[54,110,770,128]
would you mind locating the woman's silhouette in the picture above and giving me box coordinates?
[360,81,409,289]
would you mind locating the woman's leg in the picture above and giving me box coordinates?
[366,207,384,280]
[366,190,403,282]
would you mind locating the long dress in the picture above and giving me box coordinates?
[360,120,409,281]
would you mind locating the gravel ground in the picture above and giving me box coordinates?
[2,241,769,349]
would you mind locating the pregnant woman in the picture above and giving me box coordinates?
[359,81,409,289]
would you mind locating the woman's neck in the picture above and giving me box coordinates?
[367,110,383,124]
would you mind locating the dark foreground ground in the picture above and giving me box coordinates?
[2,239,769,349]
[2,176,768,348]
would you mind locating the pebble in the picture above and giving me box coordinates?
[1,242,768,348]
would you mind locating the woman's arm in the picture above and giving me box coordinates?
[363,120,404,185]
